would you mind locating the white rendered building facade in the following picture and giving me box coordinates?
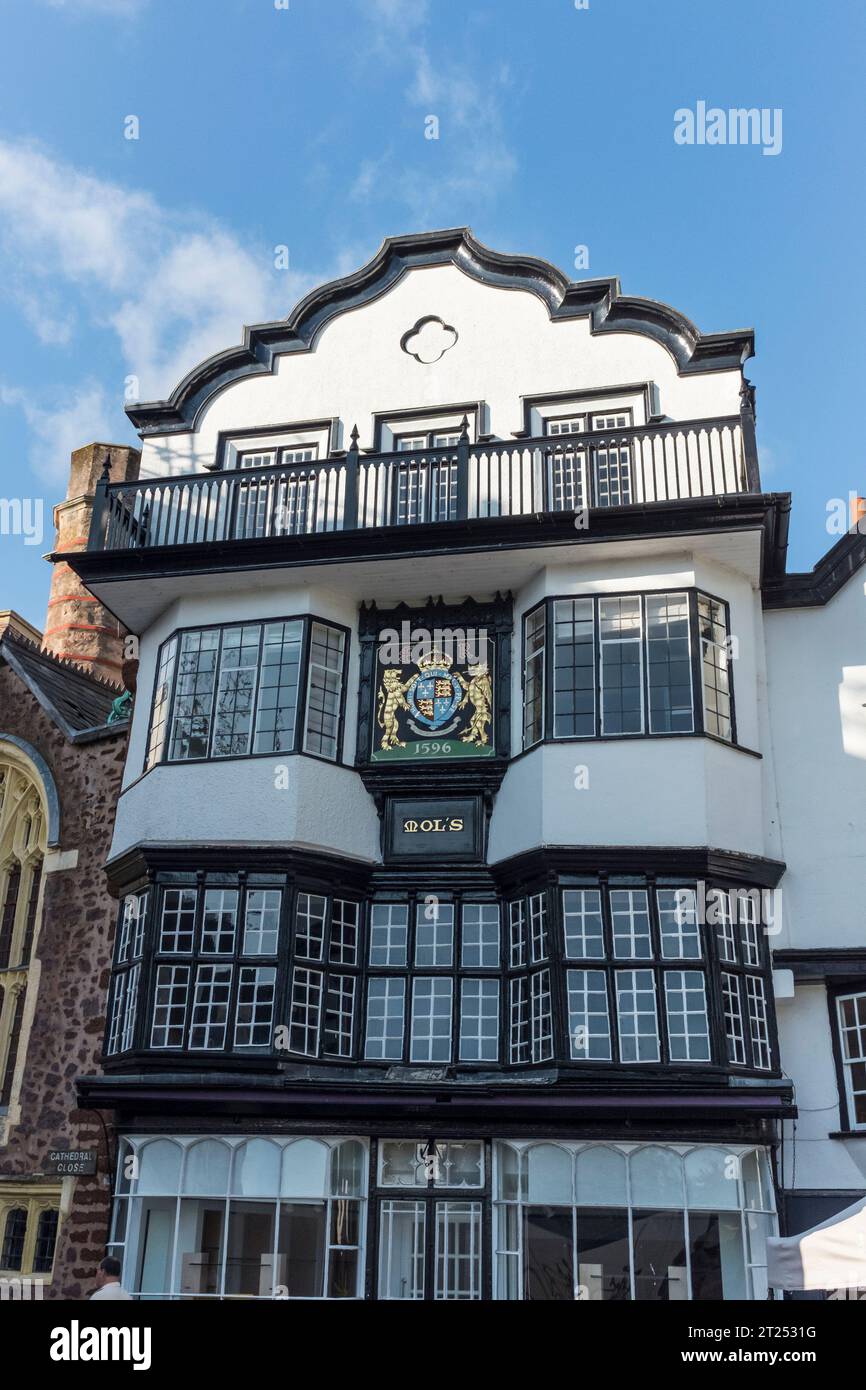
[64,229,865,1301]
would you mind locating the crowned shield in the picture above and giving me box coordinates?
[406,659,463,731]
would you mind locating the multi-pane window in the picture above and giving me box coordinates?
[109,874,773,1075]
[745,976,771,1071]
[657,888,700,959]
[599,597,643,735]
[460,905,500,968]
[284,893,363,1058]
[189,965,232,1049]
[296,892,327,960]
[616,970,660,1063]
[370,904,409,967]
[522,607,546,749]
[415,902,455,967]
[567,969,612,1060]
[410,977,453,1062]
[523,591,733,744]
[254,621,303,753]
[394,432,460,524]
[147,617,347,768]
[243,890,282,955]
[150,965,190,1048]
[508,900,527,969]
[708,888,772,1071]
[665,972,711,1062]
[304,623,346,759]
[646,593,693,733]
[289,967,324,1055]
[107,890,149,1056]
[543,412,633,510]
[562,889,604,958]
[611,889,652,959]
[698,594,733,741]
[459,979,500,1062]
[836,993,866,1130]
[201,890,238,954]
[365,977,406,1060]
[160,889,197,953]
[234,967,276,1048]
[722,972,747,1065]
[553,599,594,737]
[145,637,178,769]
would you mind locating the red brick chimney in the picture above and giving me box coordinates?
[43,442,141,685]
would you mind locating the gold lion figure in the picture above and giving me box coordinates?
[377,668,413,750]
[458,663,492,746]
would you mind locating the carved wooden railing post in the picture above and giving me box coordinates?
[739,377,760,492]
[88,450,112,550]
[456,415,470,520]
[344,425,360,531]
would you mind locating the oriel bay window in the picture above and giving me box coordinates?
[106,876,775,1074]
[522,590,734,748]
[144,615,348,770]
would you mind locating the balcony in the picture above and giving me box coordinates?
[89,414,758,555]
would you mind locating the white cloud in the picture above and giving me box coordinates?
[0,139,322,401]
[1,382,116,487]
[353,5,517,221]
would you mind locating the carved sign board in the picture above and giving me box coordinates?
[371,635,496,763]
[46,1149,97,1176]
[384,796,482,862]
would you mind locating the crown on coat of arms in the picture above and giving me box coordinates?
[416,650,453,671]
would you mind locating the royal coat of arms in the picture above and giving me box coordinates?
[373,650,494,761]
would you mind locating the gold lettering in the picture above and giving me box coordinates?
[403,820,419,833]
[450,818,464,831]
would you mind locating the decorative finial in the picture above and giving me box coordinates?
[350,424,360,445]
[459,414,470,441]
[100,450,112,482]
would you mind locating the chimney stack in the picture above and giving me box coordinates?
[44,442,141,685]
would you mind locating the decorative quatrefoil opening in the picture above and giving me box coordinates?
[400,315,459,365]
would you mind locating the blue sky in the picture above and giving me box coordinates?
[0,0,863,627]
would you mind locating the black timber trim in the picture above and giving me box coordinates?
[773,949,866,980]
[491,845,786,892]
[762,524,866,609]
[124,228,756,436]
[76,1072,793,1125]
[54,492,786,590]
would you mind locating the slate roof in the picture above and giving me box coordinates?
[0,629,126,741]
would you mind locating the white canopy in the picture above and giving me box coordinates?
[767,1195,866,1290]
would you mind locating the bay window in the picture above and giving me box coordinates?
[144,615,348,770]
[105,874,775,1075]
[522,590,734,748]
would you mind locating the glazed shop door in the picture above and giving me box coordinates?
[373,1140,490,1300]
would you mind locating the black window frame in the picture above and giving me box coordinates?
[143,613,351,772]
[104,872,777,1078]
[521,588,738,751]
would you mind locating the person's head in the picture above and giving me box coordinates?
[95,1255,122,1288]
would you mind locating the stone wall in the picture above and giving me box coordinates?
[0,663,127,1299]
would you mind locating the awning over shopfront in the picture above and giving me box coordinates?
[768,1195,866,1290]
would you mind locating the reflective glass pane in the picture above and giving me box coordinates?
[138,1140,183,1196]
[281,1139,329,1198]
[378,1201,426,1300]
[576,1146,628,1207]
[182,1140,231,1196]
[527,1144,573,1204]
[630,1147,684,1209]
